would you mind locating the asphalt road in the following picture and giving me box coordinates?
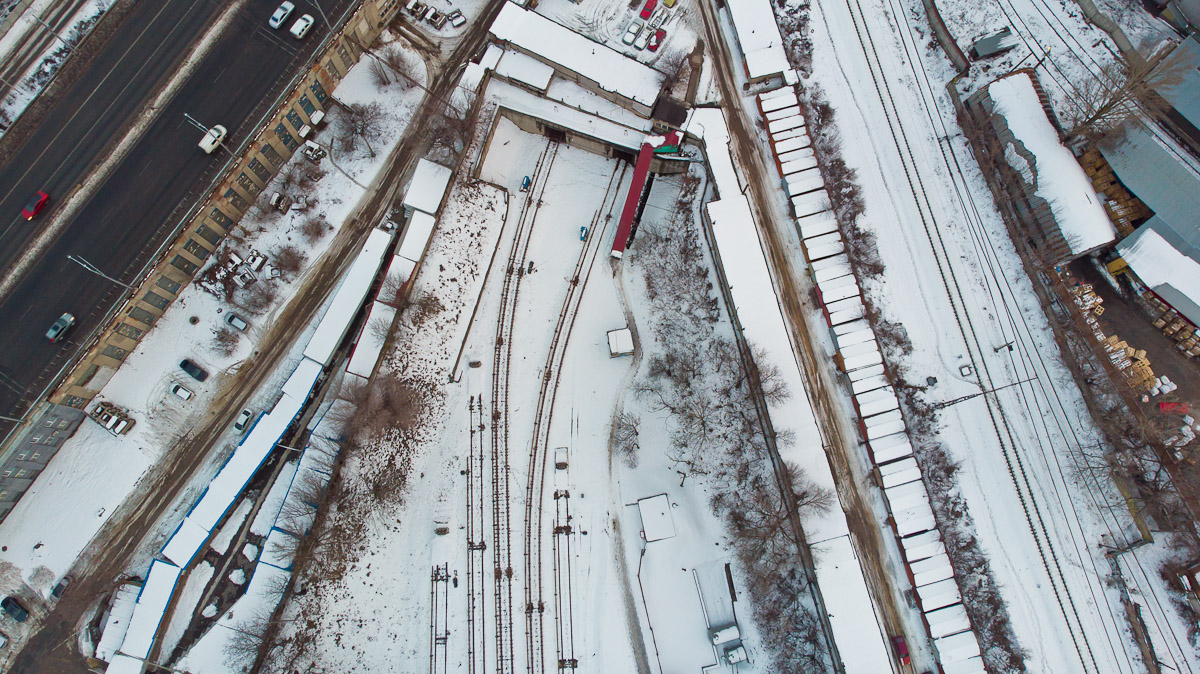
[0,0,346,434]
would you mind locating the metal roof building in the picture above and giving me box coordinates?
[1104,121,1200,324]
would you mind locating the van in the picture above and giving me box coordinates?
[199,125,227,154]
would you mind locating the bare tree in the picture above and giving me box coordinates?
[336,102,385,157]
[223,606,273,667]
[1066,48,1190,140]
[612,411,641,468]
[212,326,240,357]
[238,282,278,314]
[380,45,417,90]
[369,57,393,87]
[367,313,394,343]
[300,214,329,245]
[274,245,307,276]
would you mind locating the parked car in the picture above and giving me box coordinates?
[1,597,28,623]
[45,312,74,343]
[225,312,249,331]
[179,359,209,382]
[269,1,294,28]
[234,408,253,431]
[634,24,653,50]
[290,13,315,38]
[648,28,665,52]
[170,383,193,401]
[891,636,911,665]
[622,19,642,45]
[51,576,72,599]
[21,191,49,220]
[639,0,657,19]
[520,175,531,192]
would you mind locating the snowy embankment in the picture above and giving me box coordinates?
[0,29,426,644]
[0,0,108,131]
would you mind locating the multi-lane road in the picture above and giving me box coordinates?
[0,0,348,436]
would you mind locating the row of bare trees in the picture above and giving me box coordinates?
[629,187,835,670]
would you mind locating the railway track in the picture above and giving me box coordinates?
[522,161,628,673]
[430,564,450,674]
[838,0,1105,669]
[467,394,488,674]
[551,489,577,670]
[491,142,560,674]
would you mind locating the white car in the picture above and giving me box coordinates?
[290,13,315,39]
[170,384,193,401]
[622,20,643,46]
[269,1,294,29]
[634,24,653,50]
[198,125,226,154]
[234,408,254,432]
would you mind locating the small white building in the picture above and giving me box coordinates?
[637,494,676,542]
[607,327,634,357]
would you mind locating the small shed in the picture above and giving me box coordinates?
[969,27,1018,60]
[637,494,676,542]
[607,327,634,357]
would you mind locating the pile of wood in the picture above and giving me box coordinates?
[1079,149,1151,238]
[1071,284,1158,393]
[1145,293,1200,358]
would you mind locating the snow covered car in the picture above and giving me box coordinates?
[648,28,665,52]
[621,20,642,46]
[170,384,193,401]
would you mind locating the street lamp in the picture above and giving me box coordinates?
[67,255,134,289]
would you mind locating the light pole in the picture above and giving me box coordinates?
[67,255,134,289]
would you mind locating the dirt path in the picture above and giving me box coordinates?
[698,0,908,653]
[5,6,505,672]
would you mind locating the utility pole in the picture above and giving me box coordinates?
[67,255,134,289]
[932,377,1036,410]
[31,15,73,51]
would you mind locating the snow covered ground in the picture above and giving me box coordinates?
[0,34,427,606]
[803,0,1199,669]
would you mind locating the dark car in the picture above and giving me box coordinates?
[46,312,75,343]
[892,635,911,665]
[1,597,28,622]
[21,191,49,220]
[179,359,209,382]
[51,576,72,599]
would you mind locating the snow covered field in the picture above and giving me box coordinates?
[0,33,427,612]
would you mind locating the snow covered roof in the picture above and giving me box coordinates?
[347,302,397,378]
[105,655,144,674]
[96,582,141,662]
[161,517,210,568]
[251,460,299,537]
[119,561,181,659]
[725,0,792,81]
[489,3,664,108]
[398,211,437,263]
[493,80,647,152]
[282,357,322,402]
[402,159,453,215]
[637,494,676,542]
[495,48,555,92]
[1117,225,1200,326]
[303,228,394,366]
[811,537,894,672]
[607,327,634,356]
[260,528,299,570]
[987,73,1116,255]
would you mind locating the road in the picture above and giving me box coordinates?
[697,0,911,666]
[0,0,347,439]
[5,4,504,671]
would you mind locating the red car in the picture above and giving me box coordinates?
[648,28,666,52]
[892,636,911,665]
[639,0,657,19]
[21,191,49,220]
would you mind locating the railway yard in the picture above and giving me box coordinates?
[1,0,1199,672]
